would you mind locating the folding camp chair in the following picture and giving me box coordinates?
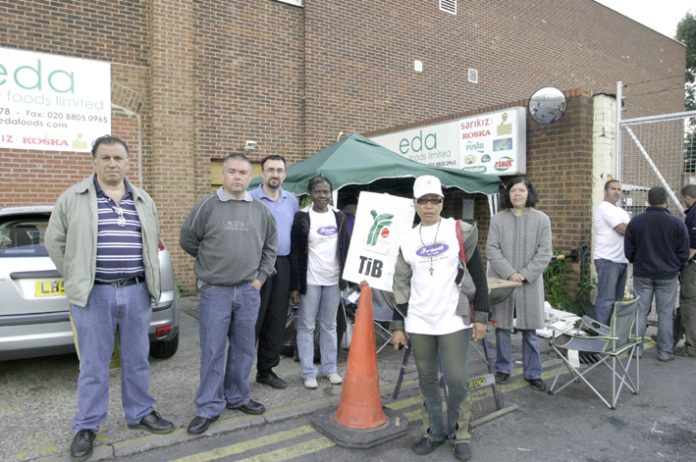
[548,297,641,409]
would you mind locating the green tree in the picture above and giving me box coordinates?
[676,12,696,111]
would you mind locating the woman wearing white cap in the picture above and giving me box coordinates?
[391,175,489,461]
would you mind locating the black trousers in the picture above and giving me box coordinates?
[256,256,291,374]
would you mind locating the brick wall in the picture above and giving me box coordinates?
[0,0,685,289]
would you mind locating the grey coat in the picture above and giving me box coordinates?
[485,208,553,330]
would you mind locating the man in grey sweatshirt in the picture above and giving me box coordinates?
[180,153,277,435]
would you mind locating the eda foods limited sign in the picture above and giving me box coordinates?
[0,47,111,152]
[371,107,526,176]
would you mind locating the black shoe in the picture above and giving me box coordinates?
[227,398,266,415]
[187,415,219,435]
[257,371,287,389]
[70,429,96,462]
[412,437,445,455]
[494,371,510,384]
[674,348,696,358]
[453,442,472,461]
[657,355,674,362]
[526,378,547,392]
[128,410,175,434]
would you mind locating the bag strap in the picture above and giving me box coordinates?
[456,219,467,264]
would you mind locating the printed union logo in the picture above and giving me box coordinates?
[416,242,449,257]
[494,156,513,172]
[318,225,337,236]
[366,210,394,247]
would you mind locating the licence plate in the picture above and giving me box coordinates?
[34,279,65,297]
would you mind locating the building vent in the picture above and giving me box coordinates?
[468,68,478,84]
[439,0,457,15]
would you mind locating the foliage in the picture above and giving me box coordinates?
[544,246,595,316]
[676,12,696,112]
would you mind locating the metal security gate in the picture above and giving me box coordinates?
[617,93,696,218]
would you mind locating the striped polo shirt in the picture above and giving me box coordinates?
[94,177,145,282]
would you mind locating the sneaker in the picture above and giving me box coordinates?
[494,371,510,384]
[526,378,547,392]
[453,442,472,461]
[326,372,343,385]
[304,377,319,389]
[674,347,696,358]
[412,437,445,455]
[657,355,674,363]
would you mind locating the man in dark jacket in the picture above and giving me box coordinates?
[625,186,689,362]
[677,184,696,358]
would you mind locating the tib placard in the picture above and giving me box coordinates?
[342,192,415,292]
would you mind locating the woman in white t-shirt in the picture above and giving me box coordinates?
[391,175,489,461]
[289,176,351,390]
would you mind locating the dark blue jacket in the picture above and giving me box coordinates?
[624,206,690,279]
[684,203,696,250]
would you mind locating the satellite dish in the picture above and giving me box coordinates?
[528,87,567,124]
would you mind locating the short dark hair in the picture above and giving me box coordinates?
[308,175,332,193]
[91,135,129,158]
[500,176,540,209]
[223,152,251,166]
[648,186,668,206]
[681,184,696,199]
[604,179,621,191]
[261,155,286,170]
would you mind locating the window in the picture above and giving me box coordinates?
[439,0,456,15]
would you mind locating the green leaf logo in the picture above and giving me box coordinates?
[367,210,394,246]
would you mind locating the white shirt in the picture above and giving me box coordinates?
[400,217,467,335]
[306,208,339,286]
[593,201,630,263]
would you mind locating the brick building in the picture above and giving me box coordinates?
[0,0,686,288]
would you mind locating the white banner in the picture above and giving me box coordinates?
[0,47,111,152]
[342,192,415,292]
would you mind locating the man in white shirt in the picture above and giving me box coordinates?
[593,180,630,325]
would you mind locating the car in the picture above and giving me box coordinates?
[0,205,180,361]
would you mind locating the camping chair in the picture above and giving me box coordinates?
[548,297,641,409]
[371,289,394,354]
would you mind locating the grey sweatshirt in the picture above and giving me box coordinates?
[180,188,277,286]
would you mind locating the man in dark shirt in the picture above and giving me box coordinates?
[677,184,696,358]
[624,186,689,362]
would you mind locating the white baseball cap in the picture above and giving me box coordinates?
[413,175,443,199]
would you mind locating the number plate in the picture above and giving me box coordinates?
[34,279,65,297]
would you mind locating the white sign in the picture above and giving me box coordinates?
[0,47,111,152]
[343,192,415,292]
[371,107,526,176]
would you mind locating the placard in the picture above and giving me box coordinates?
[0,47,111,152]
[342,192,415,291]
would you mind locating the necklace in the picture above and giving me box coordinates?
[418,219,441,276]
[107,199,127,227]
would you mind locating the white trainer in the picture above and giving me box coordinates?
[304,377,319,389]
[326,372,343,385]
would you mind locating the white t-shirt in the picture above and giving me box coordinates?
[307,208,339,286]
[400,217,468,335]
[593,201,630,263]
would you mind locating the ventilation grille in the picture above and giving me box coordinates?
[439,0,457,15]
[468,68,478,84]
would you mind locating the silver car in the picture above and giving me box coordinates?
[0,205,180,361]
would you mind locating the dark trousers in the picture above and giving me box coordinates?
[256,256,291,374]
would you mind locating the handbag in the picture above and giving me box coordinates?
[455,219,476,317]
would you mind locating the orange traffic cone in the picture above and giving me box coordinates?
[311,281,408,448]
[334,282,387,428]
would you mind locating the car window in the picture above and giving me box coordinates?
[0,216,50,257]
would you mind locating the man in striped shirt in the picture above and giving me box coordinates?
[46,135,173,462]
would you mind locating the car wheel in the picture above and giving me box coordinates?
[150,332,179,359]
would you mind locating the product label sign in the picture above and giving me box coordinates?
[0,47,111,152]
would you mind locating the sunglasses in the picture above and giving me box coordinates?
[416,198,443,205]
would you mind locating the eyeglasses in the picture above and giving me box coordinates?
[416,198,443,205]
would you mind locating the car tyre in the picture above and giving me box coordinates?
[150,332,179,359]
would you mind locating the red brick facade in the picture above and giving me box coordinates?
[0,1,685,288]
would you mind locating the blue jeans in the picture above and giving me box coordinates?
[633,276,678,358]
[195,283,260,418]
[594,259,628,325]
[297,284,340,378]
[70,281,154,432]
[410,329,471,442]
[495,328,542,380]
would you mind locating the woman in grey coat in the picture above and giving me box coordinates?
[486,176,552,392]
